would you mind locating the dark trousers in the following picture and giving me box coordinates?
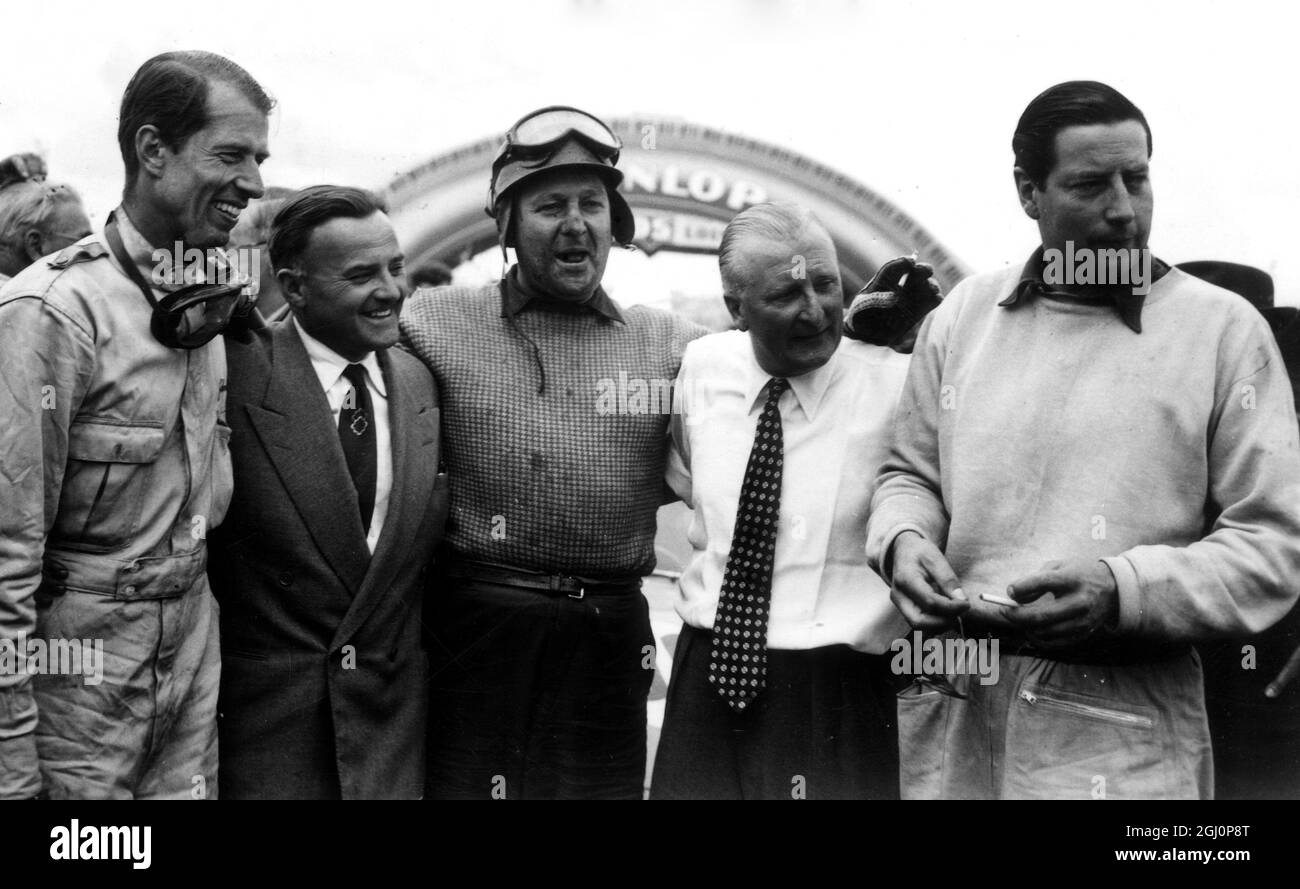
[650,624,900,800]
[425,577,653,800]
[1201,606,1300,800]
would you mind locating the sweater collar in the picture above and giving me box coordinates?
[499,266,625,324]
[999,246,1170,334]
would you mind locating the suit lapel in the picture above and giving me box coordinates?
[245,322,370,598]
[331,348,438,648]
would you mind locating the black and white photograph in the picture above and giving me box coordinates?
[0,0,1296,867]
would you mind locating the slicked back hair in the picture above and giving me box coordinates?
[1013,80,1151,187]
[718,202,828,299]
[118,51,273,190]
[268,185,388,272]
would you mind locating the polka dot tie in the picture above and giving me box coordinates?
[708,377,789,712]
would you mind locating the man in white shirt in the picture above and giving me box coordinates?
[209,185,450,798]
[650,202,911,799]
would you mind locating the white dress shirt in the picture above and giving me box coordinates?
[292,317,393,554]
[666,330,911,653]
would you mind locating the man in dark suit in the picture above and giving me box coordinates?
[210,185,449,799]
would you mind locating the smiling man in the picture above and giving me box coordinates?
[400,106,706,800]
[211,186,448,798]
[867,81,1300,799]
[650,203,912,799]
[0,51,271,799]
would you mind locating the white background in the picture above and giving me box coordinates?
[3,0,1296,303]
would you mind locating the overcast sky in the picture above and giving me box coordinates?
[4,0,1297,303]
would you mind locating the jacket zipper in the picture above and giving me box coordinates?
[1018,689,1154,729]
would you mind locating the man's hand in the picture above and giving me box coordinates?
[844,255,943,349]
[1003,559,1119,646]
[889,530,969,631]
[0,153,47,188]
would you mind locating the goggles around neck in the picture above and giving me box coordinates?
[503,106,622,162]
[104,212,256,350]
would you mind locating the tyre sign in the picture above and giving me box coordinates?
[384,116,969,297]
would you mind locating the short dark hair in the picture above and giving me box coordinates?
[118,51,274,187]
[268,185,388,272]
[1013,81,1151,186]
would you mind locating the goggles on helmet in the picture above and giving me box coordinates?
[503,106,621,162]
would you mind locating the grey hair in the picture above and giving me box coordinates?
[0,180,82,256]
[718,202,826,298]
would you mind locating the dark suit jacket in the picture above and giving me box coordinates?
[210,320,449,799]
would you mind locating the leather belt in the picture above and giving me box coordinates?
[442,559,641,600]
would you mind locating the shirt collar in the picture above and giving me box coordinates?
[291,316,387,397]
[741,336,839,422]
[112,205,185,294]
[998,246,1171,334]
[499,266,625,324]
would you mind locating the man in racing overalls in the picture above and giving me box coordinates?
[0,51,272,799]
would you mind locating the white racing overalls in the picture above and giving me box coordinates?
[0,209,232,798]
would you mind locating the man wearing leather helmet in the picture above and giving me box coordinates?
[0,51,271,799]
[401,105,706,800]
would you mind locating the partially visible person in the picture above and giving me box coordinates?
[650,203,920,800]
[843,258,941,354]
[211,186,449,799]
[0,179,92,284]
[1179,260,1300,800]
[0,152,47,189]
[227,185,295,317]
[0,50,271,800]
[410,258,452,289]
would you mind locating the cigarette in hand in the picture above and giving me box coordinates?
[980,591,1019,608]
[897,249,919,289]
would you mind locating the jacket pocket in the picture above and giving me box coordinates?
[1004,683,1169,799]
[896,680,952,799]
[56,418,166,549]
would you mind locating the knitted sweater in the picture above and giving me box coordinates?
[866,263,1300,642]
[400,280,706,577]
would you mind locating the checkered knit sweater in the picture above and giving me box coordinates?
[400,280,706,577]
